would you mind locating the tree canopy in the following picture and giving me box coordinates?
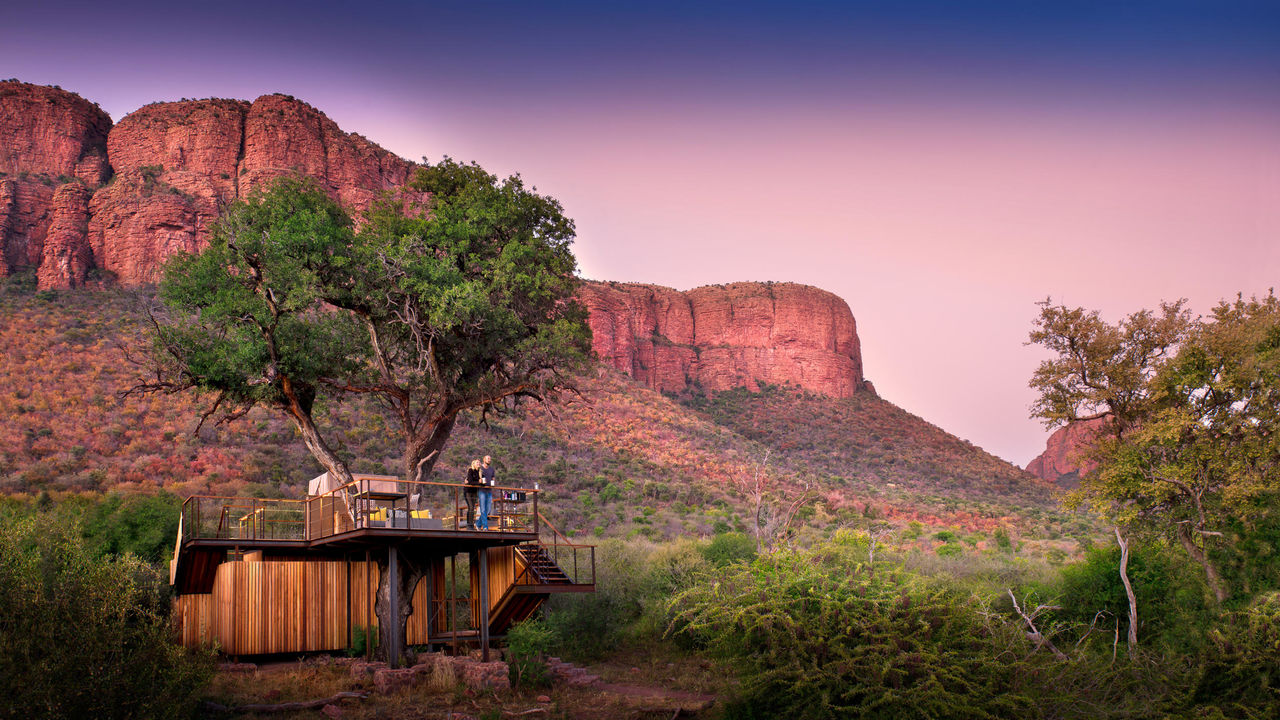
[147,160,592,486]
[1029,293,1280,604]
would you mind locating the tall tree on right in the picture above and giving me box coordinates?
[1029,293,1280,606]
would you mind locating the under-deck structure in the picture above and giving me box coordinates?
[171,475,594,662]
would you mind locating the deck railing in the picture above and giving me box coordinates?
[179,496,307,543]
[179,476,541,543]
[513,511,596,587]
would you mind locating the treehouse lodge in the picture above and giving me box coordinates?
[170,473,595,665]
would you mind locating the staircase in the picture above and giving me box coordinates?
[487,534,593,634]
[515,542,573,585]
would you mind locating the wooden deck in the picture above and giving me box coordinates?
[171,477,595,657]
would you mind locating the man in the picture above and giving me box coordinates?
[478,455,496,530]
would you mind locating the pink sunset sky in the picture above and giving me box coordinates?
[3,0,1278,465]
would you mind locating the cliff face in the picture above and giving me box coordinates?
[0,83,111,283]
[1,81,872,402]
[1025,417,1107,488]
[581,281,870,398]
[0,82,414,288]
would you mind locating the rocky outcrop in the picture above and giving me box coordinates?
[1025,417,1108,488]
[581,281,869,398]
[91,93,415,285]
[37,183,94,289]
[0,82,111,184]
[0,82,111,281]
[2,81,871,402]
[0,81,416,288]
[0,179,53,276]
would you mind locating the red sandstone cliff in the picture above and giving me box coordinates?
[0,82,414,288]
[1025,417,1107,488]
[1,81,872,402]
[0,82,111,283]
[581,281,870,398]
[91,93,415,285]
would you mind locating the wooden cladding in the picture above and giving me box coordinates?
[173,548,529,655]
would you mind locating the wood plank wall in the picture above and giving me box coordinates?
[175,548,530,655]
[177,559,372,655]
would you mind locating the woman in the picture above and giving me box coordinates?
[464,459,482,530]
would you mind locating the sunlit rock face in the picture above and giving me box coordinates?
[4,81,868,403]
[580,280,870,399]
[1,82,415,288]
[0,81,111,283]
[1025,417,1108,488]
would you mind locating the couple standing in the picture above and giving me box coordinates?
[464,455,497,530]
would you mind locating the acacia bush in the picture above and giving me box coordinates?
[667,541,1037,720]
[1190,592,1280,718]
[541,537,710,660]
[0,513,212,720]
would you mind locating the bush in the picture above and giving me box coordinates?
[1048,544,1211,652]
[701,531,757,567]
[348,624,379,658]
[1191,591,1280,718]
[506,618,555,689]
[0,513,213,719]
[667,544,1033,720]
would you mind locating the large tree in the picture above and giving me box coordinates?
[145,162,592,661]
[1029,294,1280,606]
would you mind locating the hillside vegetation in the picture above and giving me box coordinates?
[0,278,1075,545]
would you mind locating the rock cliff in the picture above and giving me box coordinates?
[0,81,873,401]
[0,81,413,287]
[0,82,111,282]
[581,281,870,398]
[1024,417,1107,488]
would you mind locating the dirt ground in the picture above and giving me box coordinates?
[201,648,723,720]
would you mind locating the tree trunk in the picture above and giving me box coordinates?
[1176,524,1227,605]
[277,381,354,487]
[1114,527,1138,656]
[405,416,457,484]
[374,550,427,667]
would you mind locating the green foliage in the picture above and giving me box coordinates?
[541,538,709,660]
[935,542,963,557]
[154,166,592,485]
[506,618,554,689]
[0,512,213,719]
[701,531,757,567]
[667,544,1034,720]
[1035,293,1280,605]
[348,624,379,657]
[1192,592,1280,718]
[79,492,182,563]
[1044,542,1214,652]
[993,528,1013,553]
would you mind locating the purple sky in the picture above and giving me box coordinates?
[3,1,1278,465]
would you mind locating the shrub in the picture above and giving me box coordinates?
[1191,591,1280,717]
[0,513,213,719]
[702,532,757,567]
[348,624,379,657]
[993,528,1013,553]
[667,544,1033,720]
[936,542,963,557]
[506,618,554,689]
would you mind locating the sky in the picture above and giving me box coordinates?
[3,0,1278,466]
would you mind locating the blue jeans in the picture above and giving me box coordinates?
[477,490,492,529]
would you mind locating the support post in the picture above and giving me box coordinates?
[449,554,458,654]
[423,556,435,646]
[365,549,372,662]
[388,545,401,668]
[479,548,490,662]
[345,553,352,651]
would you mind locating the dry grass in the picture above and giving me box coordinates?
[199,651,723,720]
